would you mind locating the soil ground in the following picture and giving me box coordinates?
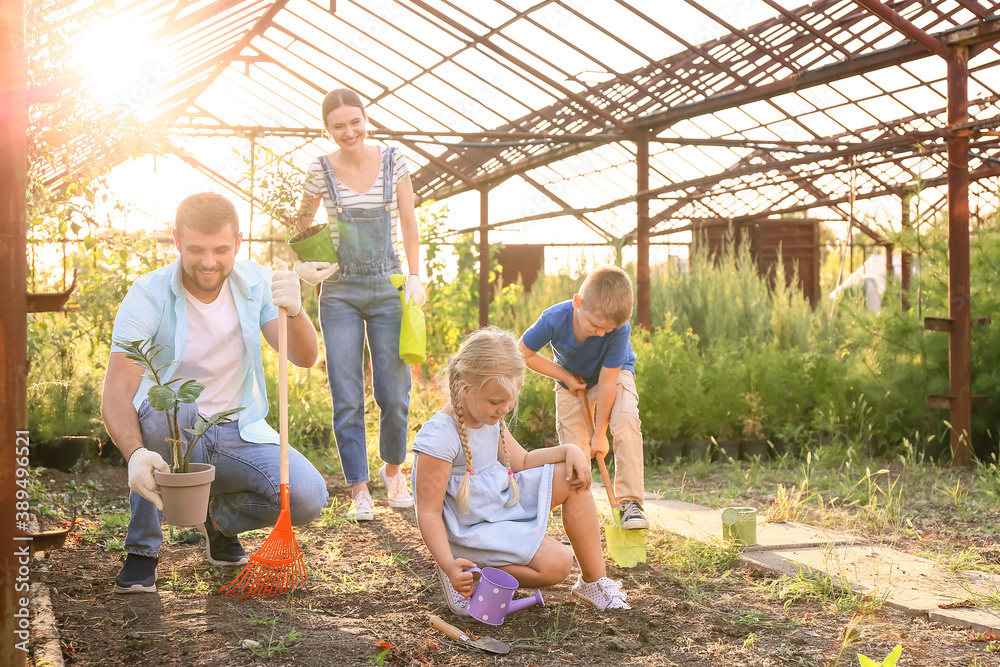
[27,461,1000,666]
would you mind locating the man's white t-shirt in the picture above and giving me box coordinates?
[176,281,248,416]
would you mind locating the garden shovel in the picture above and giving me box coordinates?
[429,615,509,654]
[577,391,646,568]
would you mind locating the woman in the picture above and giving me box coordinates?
[290,88,424,520]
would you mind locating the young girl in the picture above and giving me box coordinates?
[412,326,630,616]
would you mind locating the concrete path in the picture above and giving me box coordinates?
[594,485,1000,635]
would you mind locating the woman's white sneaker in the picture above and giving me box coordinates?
[378,465,413,508]
[347,490,375,521]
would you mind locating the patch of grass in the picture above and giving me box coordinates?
[753,565,878,614]
[159,566,215,594]
[76,512,129,550]
[524,602,578,645]
[318,497,358,529]
[919,545,991,573]
[765,482,820,523]
[722,609,795,627]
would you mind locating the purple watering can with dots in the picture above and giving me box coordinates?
[466,567,544,626]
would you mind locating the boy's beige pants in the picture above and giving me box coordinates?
[554,370,644,503]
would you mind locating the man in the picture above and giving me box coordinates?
[102,192,329,593]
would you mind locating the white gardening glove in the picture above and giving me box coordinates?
[403,274,426,307]
[128,447,169,511]
[271,258,302,317]
[294,260,338,285]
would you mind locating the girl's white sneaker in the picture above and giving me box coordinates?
[571,575,631,610]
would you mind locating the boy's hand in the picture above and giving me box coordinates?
[564,446,592,491]
[446,558,477,597]
[590,432,610,459]
[564,374,587,393]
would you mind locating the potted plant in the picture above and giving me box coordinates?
[118,338,244,526]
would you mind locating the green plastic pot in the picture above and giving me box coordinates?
[288,224,338,263]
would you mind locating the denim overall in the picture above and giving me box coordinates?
[318,147,411,485]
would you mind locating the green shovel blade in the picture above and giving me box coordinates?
[605,508,646,568]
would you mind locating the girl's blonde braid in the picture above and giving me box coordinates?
[499,420,520,508]
[451,376,475,515]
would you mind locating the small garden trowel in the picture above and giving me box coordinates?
[429,615,509,654]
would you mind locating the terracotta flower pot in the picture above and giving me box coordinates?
[154,463,216,526]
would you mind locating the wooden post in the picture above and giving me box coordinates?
[0,0,29,663]
[947,47,972,465]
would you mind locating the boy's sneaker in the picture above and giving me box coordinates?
[435,566,470,617]
[378,465,414,508]
[618,500,650,530]
[571,575,631,610]
[197,521,248,566]
[113,554,158,594]
[347,490,375,521]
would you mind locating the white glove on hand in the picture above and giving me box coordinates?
[128,447,169,511]
[403,274,426,307]
[271,258,303,317]
[294,260,338,285]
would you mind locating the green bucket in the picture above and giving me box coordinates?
[721,506,757,547]
[288,224,338,263]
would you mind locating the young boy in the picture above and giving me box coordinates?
[518,266,648,530]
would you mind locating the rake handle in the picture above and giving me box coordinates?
[279,306,288,487]
[577,390,617,507]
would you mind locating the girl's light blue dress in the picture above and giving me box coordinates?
[412,412,555,566]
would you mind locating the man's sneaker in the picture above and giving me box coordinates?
[114,554,158,594]
[435,566,470,617]
[347,490,375,521]
[571,575,631,610]
[618,499,650,530]
[378,465,414,508]
[197,521,249,566]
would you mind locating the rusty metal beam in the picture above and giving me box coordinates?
[0,0,28,663]
[519,173,610,240]
[900,189,913,311]
[402,0,632,133]
[947,46,973,465]
[161,0,289,122]
[418,14,1000,202]
[853,0,952,61]
[479,187,490,327]
[646,161,1000,237]
[636,136,651,330]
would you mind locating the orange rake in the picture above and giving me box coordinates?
[221,306,306,598]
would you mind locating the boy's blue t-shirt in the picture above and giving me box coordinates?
[521,300,636,389]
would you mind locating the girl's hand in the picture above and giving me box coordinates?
[564,446,592,491]
[446,558,477,597]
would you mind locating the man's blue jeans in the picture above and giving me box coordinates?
[319,272,411,485]
[124,400,329,557]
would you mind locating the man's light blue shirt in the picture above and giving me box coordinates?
[110,259,280,444]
